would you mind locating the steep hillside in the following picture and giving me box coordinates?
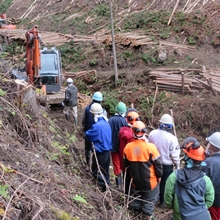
[0,0,220,219]
[4,0,220,72]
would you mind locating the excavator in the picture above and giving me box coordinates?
[11,25,90,107]
[25,25,64,104]
[0,14,17,29]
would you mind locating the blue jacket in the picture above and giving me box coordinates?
[85,117,112,153]
[108,115,127,152]
[82,102,107,132]
[202,153,220,207]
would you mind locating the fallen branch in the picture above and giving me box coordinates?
[0,162,45,184]
[168,0,181,25]
[206,78,217,96]
[16,171,46,185]
[151,80,158,123]
[170,109,177,137]
[3,177,30,220]
[32,206,44,220]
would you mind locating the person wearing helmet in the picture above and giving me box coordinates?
[164,137,214,220]
[85,103,112,191]
[63,78,78,125]
[108,102,127,191]
[123,121,162,220]
[202,132,220,220]
[118,108,140,194]
[148,113,180,207]
[82,91,107,171]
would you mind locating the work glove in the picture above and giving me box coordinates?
[62,102,65,107]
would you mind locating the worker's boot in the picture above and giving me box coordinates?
[115,175,123,191]
[65,114,70,121]
[74,116,78,126]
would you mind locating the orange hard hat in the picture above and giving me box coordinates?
[126,111,140,125]
[183,142,205,161]
[132,121,147,136]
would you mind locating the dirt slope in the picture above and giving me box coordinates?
[4,0,220,72]
[0,0,220,219]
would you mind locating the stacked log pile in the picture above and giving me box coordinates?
[199,67,220,95]
[78,93,92,109]
[159,40,197,55]
[64,69,96,78]
[0,29,97,46]
[150,67,220,95]
[102,32,156,47]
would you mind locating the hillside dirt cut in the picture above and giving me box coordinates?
[0,0,220,219]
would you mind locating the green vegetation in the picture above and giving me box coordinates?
[0,0,13,13]
[187,36,198,45]
[0,184,9,199]
[123,50,133,60]
[102,91,119,115]
[142,53,157,64]
[50,206,79,220]
[0,88,6,96]
[89,57,97,66]
[122,9,209,45]
[71,15,87,33]
[123,10,170,31]
[2,42,23,56]
[93,4,110,17]
[72,194,88,204]
[57,41,86,70]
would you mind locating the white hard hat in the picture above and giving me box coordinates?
[66,78,73,83]
[90,103,103,114]
[206,132,220,149]
[159,114,173,125]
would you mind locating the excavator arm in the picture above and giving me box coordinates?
[25,25,41,84]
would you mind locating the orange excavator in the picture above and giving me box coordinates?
[25,25,41,85]
[10,25,64,105]
[0,14,17,29]
[10,25,63,104]
[25,25,63,98]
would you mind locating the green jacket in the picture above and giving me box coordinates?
[164,168,214,220]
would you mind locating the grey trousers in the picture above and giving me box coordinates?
[130,184,159,216]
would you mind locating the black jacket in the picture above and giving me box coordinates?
[64,84,78,107]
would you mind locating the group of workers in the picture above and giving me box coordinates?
[62,78,220,220]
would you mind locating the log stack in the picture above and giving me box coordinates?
[64,69,96,79]
[149,67,220,95]
[0,29,98,46]
[78,93,92,109]
[102,32,155,47]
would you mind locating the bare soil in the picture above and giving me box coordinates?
[0,0,220,219]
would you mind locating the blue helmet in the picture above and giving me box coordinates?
[92,91,103,101]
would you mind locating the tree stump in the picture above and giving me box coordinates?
[15,79,40,118]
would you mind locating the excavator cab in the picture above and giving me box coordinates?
[0,14,16,29]
[40,47,62,93]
